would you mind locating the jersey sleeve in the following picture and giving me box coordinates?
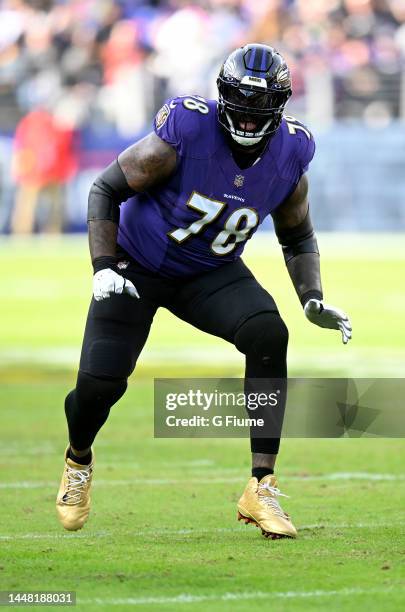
[153,96,211,158]
[154,101,179,148]
[299,130,316,174]
[153,98,192,156]
[286,117,315,176]
[276,117,316,186]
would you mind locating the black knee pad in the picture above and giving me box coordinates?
[81,337,135,379]
[75,370,127,409]
[234,312,289,360]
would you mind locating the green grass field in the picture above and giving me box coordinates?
[0,234,404,611]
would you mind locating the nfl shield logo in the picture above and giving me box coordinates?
[234,175,244,188]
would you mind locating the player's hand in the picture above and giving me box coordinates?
[93,268,139,301]
[304,298,352,344]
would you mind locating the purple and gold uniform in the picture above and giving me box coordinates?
[118,95,315,277]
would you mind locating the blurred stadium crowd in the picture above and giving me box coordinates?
[1,0,405,233]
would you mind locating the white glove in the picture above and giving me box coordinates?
[304,298,352,344]
[93,268,139,302]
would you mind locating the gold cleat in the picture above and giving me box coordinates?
[56,447,94,531]
[237,475,297,539]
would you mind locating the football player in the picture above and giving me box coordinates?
[56,44,351,538]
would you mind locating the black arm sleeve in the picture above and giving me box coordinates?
[87,160,136,224]
[275,209,323,306]
[276,209,319,263]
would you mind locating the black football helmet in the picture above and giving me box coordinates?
[217,44,292,146]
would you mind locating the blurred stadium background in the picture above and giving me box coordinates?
[1,2,405,607]
[1,0,405,233]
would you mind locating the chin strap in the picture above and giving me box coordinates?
[231,133,263,146]
[226,113,271,147]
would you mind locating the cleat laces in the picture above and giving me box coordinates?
[62,465,92,505]
[258,482,289,518]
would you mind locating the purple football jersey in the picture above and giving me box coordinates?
[118,96,315,277]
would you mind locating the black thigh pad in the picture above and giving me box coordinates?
[79,291,158,380]
[170,258,279,343]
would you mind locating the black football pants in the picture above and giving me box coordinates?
[65,254,288,455]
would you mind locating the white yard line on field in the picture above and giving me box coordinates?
[79,587,401,606]
[2,232,405,260]
[0,472,404,490]
[0,478,246,489]
[0,528,241,541]
[1,521,404,541]
[1,346,405,377]
[0,531,110,541]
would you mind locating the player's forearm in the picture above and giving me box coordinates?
[88,220,118,261]
[87,159,135,264]
[275,207,323,306]
[286,252,323,306]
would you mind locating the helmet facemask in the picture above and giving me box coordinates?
[217,77,291,146]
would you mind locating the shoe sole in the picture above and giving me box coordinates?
[237,511,294,540]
